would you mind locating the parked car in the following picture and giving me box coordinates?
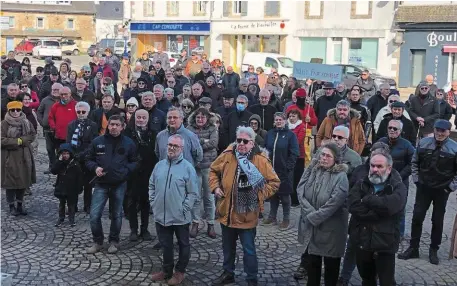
[95,38,117,57]
[113,40,132,57]
[335,64,397,89]
[242,52,294,85]
[14,40,38,55]
[192,46,205,55]
[32,40,62,60]
[87,44,97,57]
[60,40,80,56]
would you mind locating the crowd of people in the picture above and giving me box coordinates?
[2,47,457,286]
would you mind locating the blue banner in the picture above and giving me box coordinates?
[293,61,343,84]
[130,22,211,33]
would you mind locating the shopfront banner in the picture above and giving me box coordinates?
[293,61,343,83]
[130,22,211,35]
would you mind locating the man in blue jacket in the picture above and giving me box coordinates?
[149,134,198,285]
[85,115,139,254]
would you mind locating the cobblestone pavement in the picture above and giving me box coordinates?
[2,138,457,286]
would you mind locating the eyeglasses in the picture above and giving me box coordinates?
[60,93,70,96]
[420,87,429,91]
[389,100,398,104]
[236,101,246,104]
[127,105,136,108]
[21,69,28,71]
[388,126,399,131]
[9,109,21,113]
[236,138,251,144]
[437,93,443,96]
[168,81,175,84]
[76,110,87,114]
[167,116,180,120]
[84,71,91,74]
[20,85,28,88]
[167,143,182,150]
[332,134,346,140]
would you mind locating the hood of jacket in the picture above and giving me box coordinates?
[310,158,349,174]
[187,110,215,129]
[326,107,361,120]
[249,114,262,125]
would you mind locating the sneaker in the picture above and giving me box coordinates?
[55,218,64,227]
[397,247,419,260]
[129,231,139,242]
[278,220,290,230]
[262,217,277,225]
[86,243,103,254]
[212,271,235,286]
[107,243,119,254]
[429,248,439,265]
[207,224,217,239]
[153,242,162,250]
[140,229,153,241]
[190,222,199,238]
[151,271,172,282]
[167,272,185,285]
[293,265,307,280]
[337,277,349,286]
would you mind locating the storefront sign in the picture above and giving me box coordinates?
[130,22,211,35]
[212,20,288,35]
[427,31,457,47]
[293,61,343,83]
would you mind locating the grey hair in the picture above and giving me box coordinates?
[237,94,248,103]
[140,91,155,99]
[181,98,194,108]
[75,101,90,112]
[336,99,351,108]
[370,152,393,167]
[388,94,400,101]
[236,126,256,141]
[52,83,63,90]
[153,84,164,91]
[168,106,184,119]
[164,88,174,96]
[333,126,350,138]
[206,76,215,82]
[7,83,18,89]
[168,134,185,147]
[239,78,248,86]
[389,119,403,130]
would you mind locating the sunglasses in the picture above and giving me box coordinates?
[236,138,251,144]
[332,134,346,140]
[182,105,192,109]
[389,100,398,104]
[420,87,429,90]
[388,126,399,131]
[20,85,28,88]
[127,105,136,108]
[138,82,145,85]
[76,110,87,114]
[9,108,21,113]
[21,69,28,71]
[84,71,91,73]
[437,93,443,96]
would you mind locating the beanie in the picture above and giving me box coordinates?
[7,101,23,110]
[296,88,307,98]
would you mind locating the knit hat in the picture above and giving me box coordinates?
[58,143,74,155]
[96,66,103,74]
[82,65,91,72]
[296,88,307,98]
[7,101,23,110]
[199,97,212,105]
[126,97,139,107]
[321,142,341,164]
[391,101,405,109]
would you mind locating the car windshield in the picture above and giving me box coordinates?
[278,57,294,68]
[115,42,124,47]
[44,41,60,47]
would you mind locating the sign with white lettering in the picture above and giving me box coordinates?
[293,61,343,83]
[212,20,288,35]
[130,22,211,35]
[427,32,457,47]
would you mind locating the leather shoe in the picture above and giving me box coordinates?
[212,271,235,286]
[429,248,439,265]
[398,247,419,260]
[190,222,199,238]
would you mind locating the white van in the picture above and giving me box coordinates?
[241,52,294,84]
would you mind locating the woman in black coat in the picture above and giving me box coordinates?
[262,112,299,230]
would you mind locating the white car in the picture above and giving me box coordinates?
[32,40,62,60]
[60,40,80,56]
[242,52,294,85]
[150,51,181,68]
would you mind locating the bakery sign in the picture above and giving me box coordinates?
[427,31,457,47]
[214,20,287,34]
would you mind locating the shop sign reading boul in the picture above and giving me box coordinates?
[427,32,457,47]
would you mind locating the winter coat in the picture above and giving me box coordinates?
[90,107,125,135]
[349,100,371,128]
[209,144,280,229]
[446,89,457,109]
[367,92,388,124]
[221,72,241,94]
[38,79,60,101]
[215,106,235,122]
[314,93,341,128]
[36,96,59,129]
[378,137,415,182]
[137,58,153,72]
[28,90,40,110]
[48,100,78,140]
[264,126,299,195]
[356,76,376,99]
[194,70,215,83]
[144,106,166,133]
[407,94,439,135]
[376,115,416,145]
[348,169,407,253]
[450,213,457,259]
[118,63,131,85]
[85,133,139,186]
[156,98,172,113]
[282,84,300,105]
[22,106,38,131]
[285,104,318,130]
[337,145,363,177]
[175,75,190,95]
[206,85,223,110]
[51,157,83,200]
[316,108,366,154]
[155,124,203,167]
[249,114,267,147]
[185,60,203,79]
[374,106,410,133]
[71,89,96,110]
[152,52,170,70]
[220,109,253,150]
[289,120,306,159]
[187,112,219,169]
[66,119,98,158]
[28,75,46,95]
[123,87,138,102]
[248,104,277,131]
[436,99,453,121]
[297,159,349,258]
[1,117,37,189]
[149,153,198,226]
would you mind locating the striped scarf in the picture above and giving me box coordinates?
[71,121,84,148]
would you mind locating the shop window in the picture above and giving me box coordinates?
[67,19,74,29]
[305,1,324,19]
[193,1,206,16]
[348,38,378,68]
[8,16,14,28]
[223,1,247,17]
[333,38,342,64]
[350,1,372,19]
[143,1,154,16]
[264,1,280,17]
[263,35,280,53]
[167,1,179,16]
[167,35,205,54]
[300,37,327,63]
[36,17,44,29]
[265,57,278,69]
[349,38,362,50]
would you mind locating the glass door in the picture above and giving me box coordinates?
[411,49,426,87]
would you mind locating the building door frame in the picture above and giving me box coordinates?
[410,49,426,87]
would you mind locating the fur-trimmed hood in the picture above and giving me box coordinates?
[187,109,218,128]
[326,107,361,120]
[308,158,349,174]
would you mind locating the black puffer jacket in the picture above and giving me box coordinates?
[376,115,416,145]
[51,144,83,199]
[66,119,98,158]
[248,103,277,131]
[407,94,439,135]
[348,169,407,253]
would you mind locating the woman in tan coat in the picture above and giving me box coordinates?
[1,101,36,216]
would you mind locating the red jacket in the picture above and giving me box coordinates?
[29,90,40,110]
[102,64,114,80]
[48,100,77,140]
[285,104,318,129]
[289,122,306,158]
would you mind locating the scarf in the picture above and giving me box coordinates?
[4,112,32,138]
[235,149,265,213]
[288,119,303,130]
[71,120,86,148]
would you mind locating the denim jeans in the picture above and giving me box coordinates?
[221,224,258,282]
[339,240,356,282]
[191,168,215,224]
[268,194,291,221]
[90,182,126,244]
[156,223,190,275]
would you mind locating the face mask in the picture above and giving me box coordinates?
[236,103,246,112]
[296,97,306,108]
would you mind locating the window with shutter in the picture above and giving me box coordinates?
[264,1,280,17]
[193,1,206,16]
[143,1,154,17]
[168,1,179,16]
[232,1,242,14]
[240,1,247,16]
[223,1,230,17]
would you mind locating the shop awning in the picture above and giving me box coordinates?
[443,45,457,53]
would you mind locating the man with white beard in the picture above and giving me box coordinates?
[347,152,407,286]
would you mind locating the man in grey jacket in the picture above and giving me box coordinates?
[152,46,170,70]
[37,82,62,173]
[149,134,198,285]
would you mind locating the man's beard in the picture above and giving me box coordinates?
[368,172,389,184]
